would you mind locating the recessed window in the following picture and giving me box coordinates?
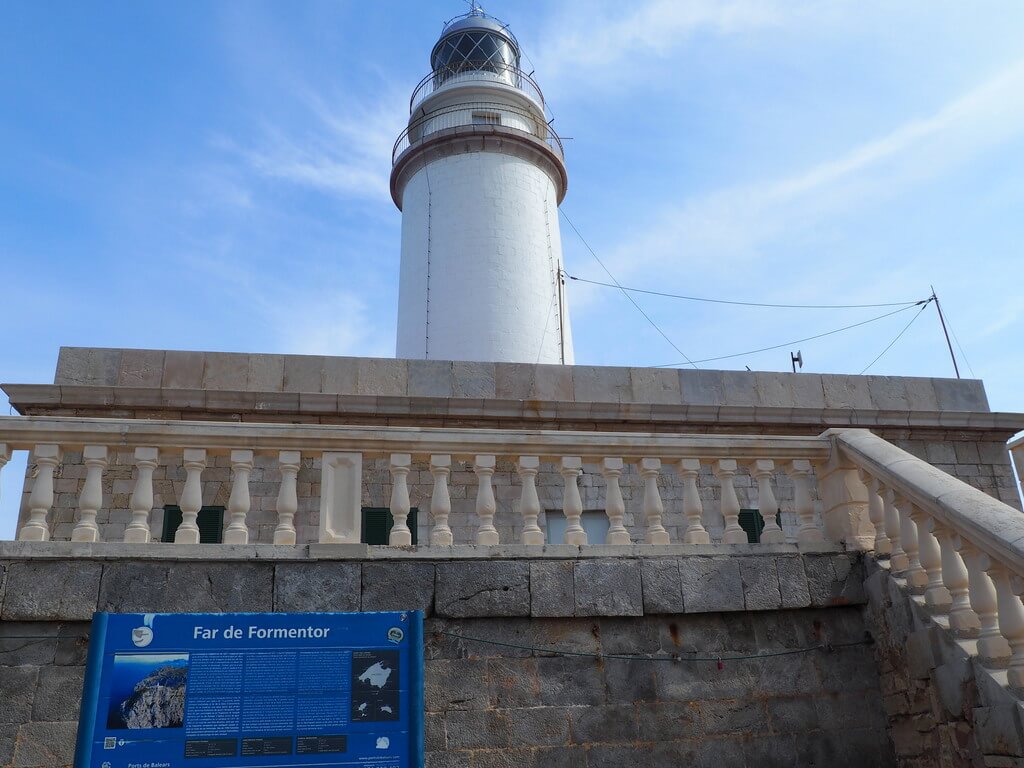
[362,507,419,545]
[738,509,781,543]
[472,111,501,126]
[545,510,610,545]
[161,505,224,544]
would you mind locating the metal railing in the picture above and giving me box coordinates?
[409,64,546,113]
[392,101,564,165]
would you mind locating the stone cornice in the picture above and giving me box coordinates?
[4,384,1023,438]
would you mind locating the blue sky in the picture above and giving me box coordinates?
[2,1,1023,536]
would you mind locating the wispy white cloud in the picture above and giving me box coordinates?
[536,0,785,77]
[217,84,407,204]
[573,58,1024,294]
[180,248,392,358]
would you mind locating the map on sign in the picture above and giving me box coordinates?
[73,611,424,768]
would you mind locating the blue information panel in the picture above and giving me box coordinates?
[74,611,424,768]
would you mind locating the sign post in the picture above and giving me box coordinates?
[74,611,424,768]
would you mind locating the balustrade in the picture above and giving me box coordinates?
[1,416,836,550]
[5,415,1024,691]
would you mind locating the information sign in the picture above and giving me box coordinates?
[73,611,424,768]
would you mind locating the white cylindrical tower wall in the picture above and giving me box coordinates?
[396,152,572,364]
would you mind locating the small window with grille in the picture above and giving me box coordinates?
[161,505,225,543]
[472,111,501,126]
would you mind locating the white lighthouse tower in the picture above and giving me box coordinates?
[391,6,573,364]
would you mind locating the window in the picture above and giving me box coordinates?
[738,509,781,543]
[161,505,225,544]
[545,510,610,545]
[472,111,501,126]
[362,507,419,545]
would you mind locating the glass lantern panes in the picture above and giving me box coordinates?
[432,31,519,86]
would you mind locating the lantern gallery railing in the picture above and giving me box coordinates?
[392,101,564,165]
[409,64,547,113]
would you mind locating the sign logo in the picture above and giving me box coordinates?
[376,737,390,750]
[387,627,404,645]
[131,626,153,648]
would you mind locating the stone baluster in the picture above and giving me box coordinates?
[72,446,108,542]
[677,459,710,544]
[273,451,300,545]
[931,522,979,636]
[124,447,158,543]
[858,471,891,555]
[957,540,1011,665]
[639,458,669,545]
[389,453,413,546]
[517,456,544,546]
[895,494,927,592]
[224,450,254,545]
[715,459,746,544]
[882,486,908,571]
[175,448,207,544]
[601,458,631,545]
[429,455,453,546]
[986,562,1024,687]
[909,505,950,611]
[750,459,784,544]
[561,457,586,545]
[18,444,62,541]
[475,455,499,545]
[788,460,824,544]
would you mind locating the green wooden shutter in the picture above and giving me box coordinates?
[361,507,418,545]
[738,509,764,544]
[161,505,225,544]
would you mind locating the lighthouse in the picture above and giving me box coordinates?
[391,6,573,365]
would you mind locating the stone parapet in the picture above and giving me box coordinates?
[32,347,994,412]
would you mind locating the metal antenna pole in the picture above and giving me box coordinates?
[931,285,960,379]
[557,268,566,365]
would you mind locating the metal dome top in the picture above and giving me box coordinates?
[439,12,517,46]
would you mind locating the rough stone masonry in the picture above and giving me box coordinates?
[0,545,894,768]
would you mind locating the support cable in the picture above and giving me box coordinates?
[859,300,932,375]
[566,272,926,310]
[559,209,698,368]
[653,301,929,368]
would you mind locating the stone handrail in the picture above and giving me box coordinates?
[0,415,829,460]
[831,428,1024,690]
[0,415,833,550]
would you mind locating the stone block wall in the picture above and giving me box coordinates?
[0,547,895,767]
[864,558,1024,767]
